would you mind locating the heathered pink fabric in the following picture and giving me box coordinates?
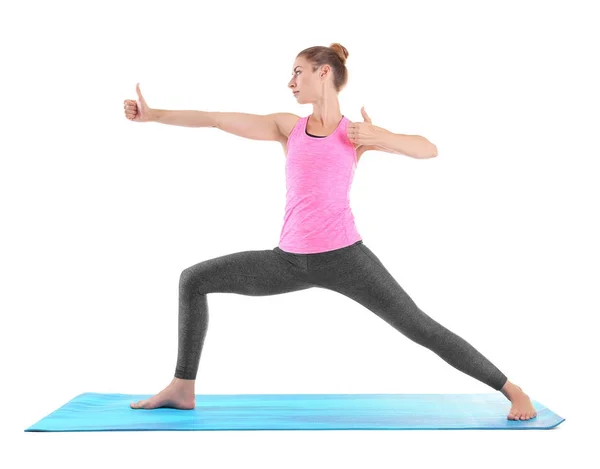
[278,114,362,254]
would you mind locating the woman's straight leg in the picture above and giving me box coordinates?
[307,241,508,391]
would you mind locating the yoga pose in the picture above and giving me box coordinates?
[123,43,536,420]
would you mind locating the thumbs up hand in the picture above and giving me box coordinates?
[347,106,386,146]
[349,107,389,160]
[123,83,152,122]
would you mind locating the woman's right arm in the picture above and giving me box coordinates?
[150,109,291,142]
[150,109,217,128]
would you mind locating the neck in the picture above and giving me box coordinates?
[311,97,342,127]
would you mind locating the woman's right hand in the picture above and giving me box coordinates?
[124,83,152,122]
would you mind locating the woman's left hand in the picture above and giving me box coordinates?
[347,107,387,146]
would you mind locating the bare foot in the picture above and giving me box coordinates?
[130,377,196,410]
[500,381,537,420]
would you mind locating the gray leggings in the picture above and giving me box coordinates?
[175,239,508,391]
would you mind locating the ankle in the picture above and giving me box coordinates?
[500,379,520,397]
[172,377,195,388]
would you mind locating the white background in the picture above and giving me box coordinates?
[4,0,598,467]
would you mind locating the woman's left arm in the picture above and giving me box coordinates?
[348,107,438,159]
[376,131,438,159]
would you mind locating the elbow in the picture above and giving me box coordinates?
[418,136,437,158]
[420,143,437,159]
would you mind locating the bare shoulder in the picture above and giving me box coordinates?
[272,113,302,143]
[270,113,301,156]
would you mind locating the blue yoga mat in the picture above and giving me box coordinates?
[24,392,565,432]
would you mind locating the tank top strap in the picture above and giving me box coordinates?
[288,115,308,143]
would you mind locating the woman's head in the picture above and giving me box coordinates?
[289,43,349,103]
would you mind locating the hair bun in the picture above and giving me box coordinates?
[329,43,349,64]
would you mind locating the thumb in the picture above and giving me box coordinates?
[361,105,372,123]
[136,83,145,102]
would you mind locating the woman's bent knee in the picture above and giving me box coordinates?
[179,267,207,296]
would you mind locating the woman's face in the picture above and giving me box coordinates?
[288,56,328,104]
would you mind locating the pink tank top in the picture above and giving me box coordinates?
[278,114,362,254]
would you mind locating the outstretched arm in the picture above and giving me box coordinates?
[150,109,291,143]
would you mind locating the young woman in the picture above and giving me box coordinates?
[124,43,536,421]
